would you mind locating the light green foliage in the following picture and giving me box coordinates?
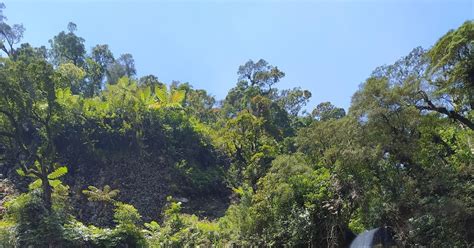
[114,202,141,226]
[55,62,86,94]
[83,185,120,203]
[174,82,218,123]
[144,197,221,247]
[0,220,15,247]
[218,186,255,245]
[218,110,278,187]
[63,200,146,247]
[149,84,186,109]
[26,165,68,191]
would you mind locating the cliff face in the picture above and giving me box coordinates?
[65,152,230,224]
[46,111,230,225]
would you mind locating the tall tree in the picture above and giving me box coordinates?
[312,101,346,121]
[49,22,86,67]
[422,20,474,130]
[0,46,62,210]
[106,53,136,84]
[237,59,285,91]
[222,59,285,117]
[0,3,24,58]
[84,44,115,96]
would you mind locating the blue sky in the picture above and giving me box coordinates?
[3,0,473,110]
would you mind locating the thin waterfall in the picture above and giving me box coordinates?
[350,228,379,248]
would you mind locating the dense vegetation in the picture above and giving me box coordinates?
[0,4,472,247]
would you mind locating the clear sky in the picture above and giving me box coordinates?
[2,0,473,110]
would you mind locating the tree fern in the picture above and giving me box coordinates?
[82,185,120,203]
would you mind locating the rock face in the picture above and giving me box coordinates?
[350,227,396,248]
[65,152,230,225]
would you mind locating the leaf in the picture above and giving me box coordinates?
[29,179,42,191]
[144,221,160,232]
[49,179,62,188]
[48,166,68,179]
[171,90,185,104]
[140,86,152,103]
[154,85,168,103]
[16,168,25,177]
[148,102,162,110]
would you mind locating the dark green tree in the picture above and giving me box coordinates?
[49,22,86,67]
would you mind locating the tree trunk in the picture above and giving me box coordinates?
[41,175,52,211]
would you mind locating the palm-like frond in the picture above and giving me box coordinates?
[82,185,120,203]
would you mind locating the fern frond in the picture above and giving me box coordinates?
[48,166,68,179]
[29,179,42,191]
[49,179,62,188]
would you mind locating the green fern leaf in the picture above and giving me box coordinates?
[16,168,25,177]
[29,179,42,190]
[49,179,62,188]
[48,166,68,179]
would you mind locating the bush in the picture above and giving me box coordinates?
[3,192,67,247]
[144,197,221,247]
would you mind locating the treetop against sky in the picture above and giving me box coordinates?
[2,0,472,110]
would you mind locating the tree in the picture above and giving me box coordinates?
[370,22,474,131]
[139,74,163,91]
[172,82,217,123]
[107,53,136,84]
[0,3,25,58]
[83,185,120,226]
[237,59,284,91]
[421,20,474,130]
[55,62,86,94]
[91,44,115,71]
[349,38,473,245]
[222,59,285,117]
[312,101,346,121]
[219,110,277,187]
[276,87,312,117]
[49,22,86,67]
[83,44,115,96]
[0,48,61,211]
[117,53,136,78]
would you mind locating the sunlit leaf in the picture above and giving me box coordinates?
[28,179,42,191]
[48,166,68,179]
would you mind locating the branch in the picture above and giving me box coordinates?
[417,91,474,130]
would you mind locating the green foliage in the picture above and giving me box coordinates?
[55,62,86,94]
[0,220,15,247]
[83,185,120,203]
[0,8,472,247]
[26,165,68,191]
[218,186,255,246]
[2,192,68,247]
[49,22,86,67]
[312,101,346,121]
[143,197,221,247]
